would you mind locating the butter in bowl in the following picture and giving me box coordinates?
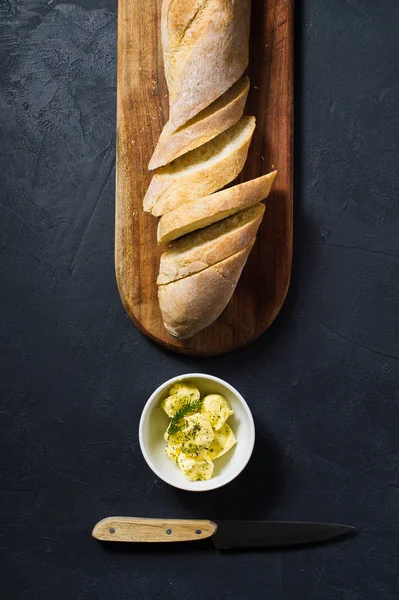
[163,382,236,481]
[139,374,255,492]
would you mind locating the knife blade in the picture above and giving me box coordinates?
[92,517,354,549]
[211,520,354,549]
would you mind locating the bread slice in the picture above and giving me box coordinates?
[143,116,256,217]
[162,0,251,129]
[149,76,250,170]
[158,170,277,243]
[157,204,264,285]
[158,243,254,339]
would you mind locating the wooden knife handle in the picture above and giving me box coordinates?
[92,517,218,543]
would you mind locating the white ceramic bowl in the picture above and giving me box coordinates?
[139,373,255,492]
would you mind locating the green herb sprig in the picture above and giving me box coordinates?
[167,398,202,436]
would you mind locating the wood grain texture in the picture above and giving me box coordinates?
[115,0,293,355]
[92,517,217,542]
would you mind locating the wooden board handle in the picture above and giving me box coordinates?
[92,517,218,543]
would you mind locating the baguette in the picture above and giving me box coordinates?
[158,243,254,339]
[162,0,251,129]
[149,75,250,170]
[144,115,255,216]
[158,171,277,243]
[157,204,264,285]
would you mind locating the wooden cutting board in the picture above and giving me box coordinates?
[116,0,293,355]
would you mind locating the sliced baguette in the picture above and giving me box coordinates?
[158,170,277,244]
[158,243,254,339]
[157,204,264,285]
[162,0,251,129]
[149,76,250,170]
[143,115,256,217]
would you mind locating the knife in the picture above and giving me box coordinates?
[92,517,354,549]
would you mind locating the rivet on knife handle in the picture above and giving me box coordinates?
[92,517,218,543]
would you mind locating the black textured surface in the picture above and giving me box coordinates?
[1,0,398,598]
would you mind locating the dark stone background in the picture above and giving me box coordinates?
[1,0,398,598]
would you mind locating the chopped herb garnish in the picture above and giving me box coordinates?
[167,398,202,436]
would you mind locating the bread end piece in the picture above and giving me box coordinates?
[163,0,251,130]
[158,242,254,339]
